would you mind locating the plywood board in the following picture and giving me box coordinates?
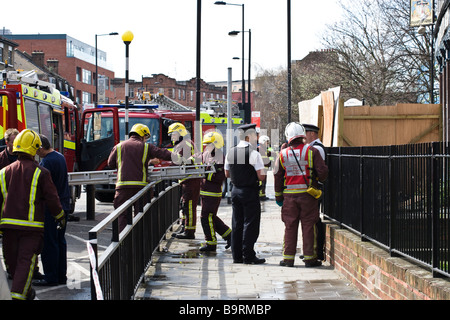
[321,90,335,147]
[298,94,322,126]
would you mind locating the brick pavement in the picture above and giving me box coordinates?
[136,174,367,301]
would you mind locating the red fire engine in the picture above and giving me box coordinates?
[0,71,80,211]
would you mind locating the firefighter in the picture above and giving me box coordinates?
[258,135,272,201]
[199,131,231,251]
[0,128,19,169]
[225,123,266,264]
[168,122,201,240]
[0,129,65,300]
[108,123,173,232]
[274,122,328,268]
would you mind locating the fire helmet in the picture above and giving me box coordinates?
[168,122,188,137]
[203,131,224,149]
[284,122,306,143]
[130,123,150,138]
[13,129,42,157]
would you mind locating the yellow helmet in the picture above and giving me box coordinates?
[203,131,224,149]
[130,123,150,138]
[13,129,42,157]
[168,122,187,137]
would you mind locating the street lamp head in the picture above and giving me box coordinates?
[228,31,240,36]
[122,31,134,44]
[232,57,240,60]
[214,1,227,5]
[110,32,119,36]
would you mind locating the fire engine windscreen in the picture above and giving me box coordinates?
[84,112,159,145]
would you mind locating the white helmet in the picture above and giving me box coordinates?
[285,122,306,143]
[259,135,270,144]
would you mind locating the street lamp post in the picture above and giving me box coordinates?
[95,32,118,106]
[230,29,251,118]
[287,0,292,123]
[215,1,249,123]
[122,30,134,140]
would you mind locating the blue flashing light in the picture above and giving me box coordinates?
[60,91,70,97]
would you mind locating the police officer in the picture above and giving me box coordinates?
[303,123,326,261]
[199,131,231,251]
[0,129,65,300]
[168,122,202,240]
[274,122,328,268]
[225,123,266,264]
[108,123,173,232]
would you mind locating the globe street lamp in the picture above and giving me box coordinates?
[122,30,134,139]
[95,32,118,106]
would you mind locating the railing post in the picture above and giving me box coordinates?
[88,233,99,301]
[431,141,440,277]
[389,145,397,256]
[360,147,365,240]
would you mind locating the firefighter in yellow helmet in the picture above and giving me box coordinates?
[0,129,65,300]
[168,122,202,239]
[199,131,231,251]
[108,123,173,232]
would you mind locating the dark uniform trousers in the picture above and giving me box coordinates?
[281,193,319,261]
[200,196,231,245]
[2,229,43,299]
[230,186,261,261]
[181,178,201,232]
[114,188,144,232]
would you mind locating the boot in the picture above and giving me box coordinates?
[224,234,231,249]
[175,230,195,239]
[279,259,294,267]
[304,259,322,268]
[199,244,216,252]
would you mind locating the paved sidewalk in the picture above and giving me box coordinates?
[136,174,367,300]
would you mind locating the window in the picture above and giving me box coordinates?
[76,67,82,82]
[38,104,52,140]
[24,99,39,133]
[190,90,193,101]
[82,69,92,85]
[82,92,91,105]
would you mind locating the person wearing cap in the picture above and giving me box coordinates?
[274,122,328,268]
[108,123,173,232]
[0,129,65,300]
[168,122,202,240]
[199,131,231,251]
[225,123,266,264]
[303,123,327,261]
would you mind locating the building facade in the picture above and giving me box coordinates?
[4,34,116,107]
[112,73,227,108]
[0,35,18,71]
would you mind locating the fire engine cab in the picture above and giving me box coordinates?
[0,70,80,211]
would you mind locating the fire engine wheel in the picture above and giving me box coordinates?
[95,191,115,203]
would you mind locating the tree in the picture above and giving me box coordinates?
[321,0,436,105]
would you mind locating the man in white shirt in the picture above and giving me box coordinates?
[225,124,266,264]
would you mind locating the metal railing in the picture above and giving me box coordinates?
[323,141,450,278]
[88,179,181,300]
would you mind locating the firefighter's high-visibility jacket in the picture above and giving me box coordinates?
[0,157,64,231]
[200,149,225,198]
[107,136,172,189]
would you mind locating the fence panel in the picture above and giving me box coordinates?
[323,142,449,278]
[88,180,181,300]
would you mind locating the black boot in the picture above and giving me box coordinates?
[199,244,216,252]
[175,230,195,239]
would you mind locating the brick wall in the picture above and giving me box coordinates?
[325,223,450,300]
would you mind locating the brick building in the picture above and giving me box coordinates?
[112,73,227,108]
[5,34,116,107]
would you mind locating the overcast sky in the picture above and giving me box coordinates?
[3,0,342,83]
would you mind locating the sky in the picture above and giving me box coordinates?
[2,0,342,83]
